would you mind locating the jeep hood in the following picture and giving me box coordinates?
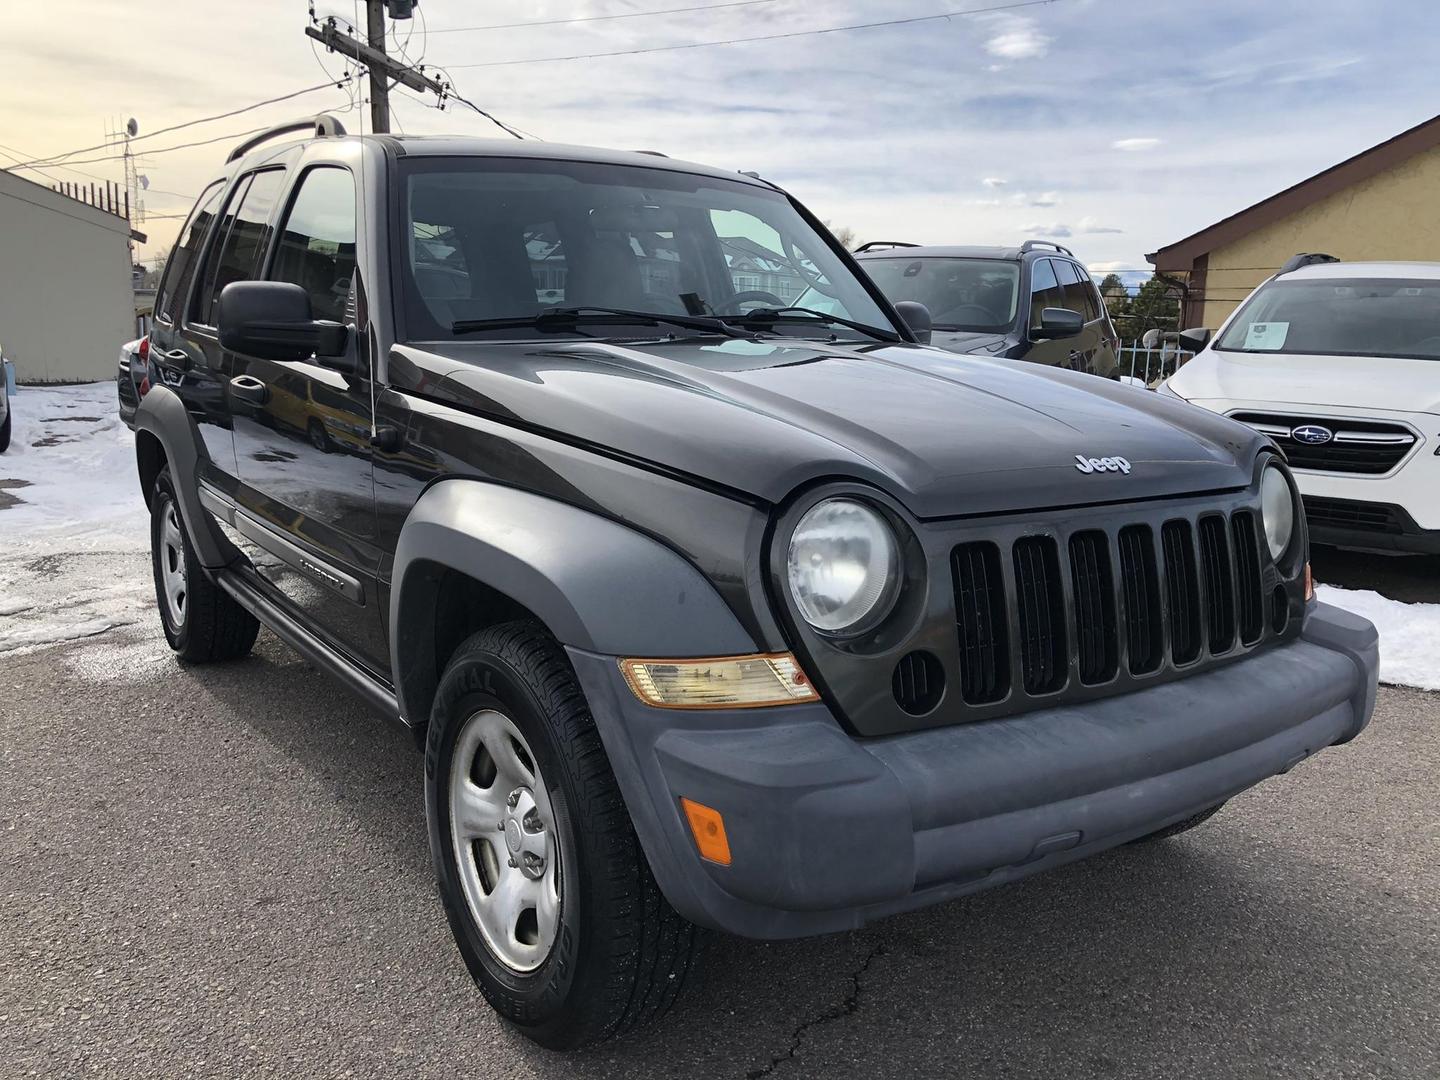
[391,337,1262,518]
[1170,347,1440,416]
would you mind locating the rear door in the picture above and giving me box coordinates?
[226,164,388,675]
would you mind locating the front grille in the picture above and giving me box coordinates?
[1231,412,1416,475]
[948,505,1269,710]
[1013,536,1066,694]
[1303,496,1406,535]
[951,542,1009,705]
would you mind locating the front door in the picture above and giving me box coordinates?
[226,165,389,677]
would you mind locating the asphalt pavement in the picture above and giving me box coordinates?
[1,552,1437,1079]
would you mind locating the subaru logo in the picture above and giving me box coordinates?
[1290,424,1334,446]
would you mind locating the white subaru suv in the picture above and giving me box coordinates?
[1163,257,1440,554]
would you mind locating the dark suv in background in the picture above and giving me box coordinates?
[842,240,1122,378]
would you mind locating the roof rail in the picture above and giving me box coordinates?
[853,241,919,254]
[1020,239,1075,257]
[226,114,348,164]
[1277,252,1340,275]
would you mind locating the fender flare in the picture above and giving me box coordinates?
[134,385,235,569]
[389,479,757,726]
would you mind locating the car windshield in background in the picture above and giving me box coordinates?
[1216,278,1440,360]
[397,158,893,342]
[860,257,1020,332]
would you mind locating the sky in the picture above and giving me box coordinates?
[2,0,1437,281]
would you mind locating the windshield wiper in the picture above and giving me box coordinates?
[452,306,749,339]
[716,306,901,343]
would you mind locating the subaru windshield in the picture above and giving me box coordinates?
[1215,277,1440,360]
[396,157,896,343]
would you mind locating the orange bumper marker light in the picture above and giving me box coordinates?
[680,798,731,866]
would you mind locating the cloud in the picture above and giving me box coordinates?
[984,16,1052,61]
[1079,215,1124,234]
[981,177,1007,188]
[1112,137,1162,152]
[1022,222,1073,238]
[1028,191,1060,207]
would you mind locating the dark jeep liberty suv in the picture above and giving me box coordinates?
[127,116,1379,1049]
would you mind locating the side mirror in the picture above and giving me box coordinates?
[218,281,350,367]
[1177,326,1212,352]
[893,300,932,345]
[1140,328,1163,349]
[1033,307,1083,340]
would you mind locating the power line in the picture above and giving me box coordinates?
[443,85,527,140]
[428,0,778,34]
[7,81,348,169]
[443,0,1066,68]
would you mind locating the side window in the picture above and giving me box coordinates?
[268,167,357,323]
[192,169,286,326]
[1028,258,1064,327]
[1055,260,1097,320]
[154,181,224,326]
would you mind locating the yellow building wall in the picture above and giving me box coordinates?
[1197,142,1440,328]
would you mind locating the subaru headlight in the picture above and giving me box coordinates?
[787,498,900,635]
[1260,463,1296,560]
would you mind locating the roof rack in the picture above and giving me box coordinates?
[853,241,919,254]
[1019,239,1075,257]
[226,114,348,164]
[1277,252,1340,275]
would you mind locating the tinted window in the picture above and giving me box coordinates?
[1215,277,1440,359]
[1054,260,1097,320]
[155,181,224,325]
[269,167,357,323]
[193,169,286,325]
[1028,258,1064,327]
[398,158,891,341]
[862,257,1020,332]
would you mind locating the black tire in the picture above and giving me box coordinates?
[149,468,259,663]
[425,621,700,1050]
[1129,802,1225,844]
[306,419,331,453]
[0,407,10,453]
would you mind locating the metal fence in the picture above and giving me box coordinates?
[1116,341,1195,387]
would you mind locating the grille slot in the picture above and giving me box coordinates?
[1231,412,1415,474]
[1303,496,1406,535]
[1161,520,1201,665]
[1069,530,1117,685]
[1013,536,1067,695]
[951,542,1009,705]
[1197,515,1235,654]
[1118,525,1162,675]
[1231,512,1264,645]
[892,651,944,715]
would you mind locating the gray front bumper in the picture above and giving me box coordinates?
[569,602,1378,940]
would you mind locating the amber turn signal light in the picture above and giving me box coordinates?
[619,653,819,709]
[680,797,731,866]
[1304,562,1314,602]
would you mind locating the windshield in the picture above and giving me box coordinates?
[397,157,893,342]
[1216,277,1440,360]
[857,256,1020,332]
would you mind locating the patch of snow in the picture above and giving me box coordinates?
[1317,585,1440,692]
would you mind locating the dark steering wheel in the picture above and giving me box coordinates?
[932,302,999,325]
[724,290,787,310]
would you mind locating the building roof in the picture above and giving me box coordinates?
[1149,112,1440,271]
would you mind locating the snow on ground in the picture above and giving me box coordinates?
[1,384,1438,694]
[1316,585,1440,692]
[0,383,152,657]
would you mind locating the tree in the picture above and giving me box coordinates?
[823,220,857,250]
[1098,273,1130,324]
[1126,276,1179,333]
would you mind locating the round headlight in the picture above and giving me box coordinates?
[1260,463,1295,560]
[787,498,900,634]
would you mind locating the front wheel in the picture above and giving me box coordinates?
[425,621,700,1049]
[0,407,10,453]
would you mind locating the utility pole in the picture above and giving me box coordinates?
[305,1,445,134]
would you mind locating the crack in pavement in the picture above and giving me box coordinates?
[745,936,888,1079]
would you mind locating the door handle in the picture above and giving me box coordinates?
[229,375,270,405]
[158,348,191,370]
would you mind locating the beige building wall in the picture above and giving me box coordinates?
[0,170,136,382]
[1196,142,1440,329]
